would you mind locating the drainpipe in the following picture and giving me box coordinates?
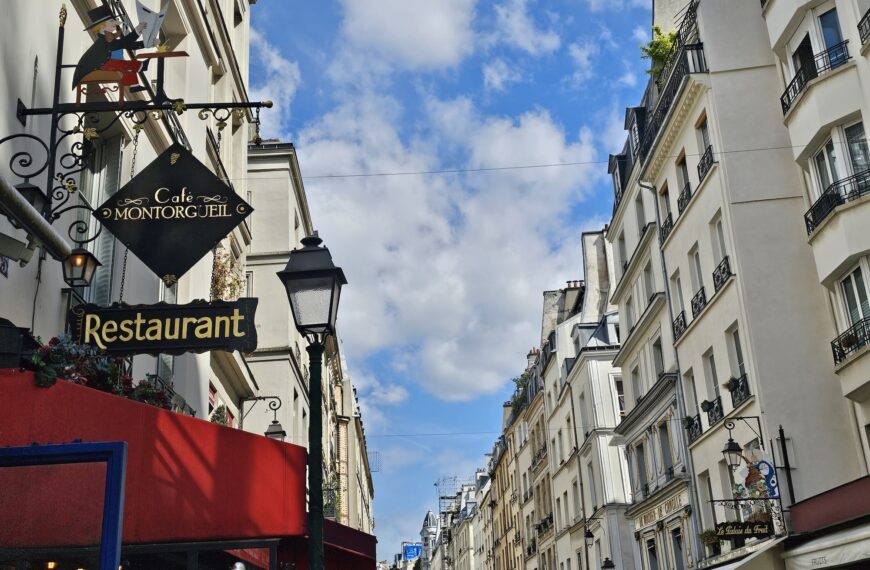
[0,174,71,262]
[639,180,705,566]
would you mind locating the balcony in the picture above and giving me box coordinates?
[660,212,674,244]
[713,255,732,292]
[691,286,707,318]
[531,445,548,471]
[804,168,870,234]
[697,144,716,182]
[677,181,692,214]
[832,317,870,367]
[702,395,724,426]
[728,373,752,408]
[781,40,851,115]
[860,8,870,45]
[672,310,688,340]
[685,413,703,444]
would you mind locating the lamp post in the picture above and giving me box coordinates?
[602,558,615,569]
[277,233,347,570]
[62,248,101,288]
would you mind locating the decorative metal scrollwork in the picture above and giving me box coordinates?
[51,203,104,247]
[0,133,50,180]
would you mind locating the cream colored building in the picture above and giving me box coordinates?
[609,0,869,568]
[246,141,374,534]
[0,0,256,423]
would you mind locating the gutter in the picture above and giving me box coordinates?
[0,174,71,262]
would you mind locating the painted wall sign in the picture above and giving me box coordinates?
[70,298,257,356]
[94,143,252,284]
[715,520,772,541]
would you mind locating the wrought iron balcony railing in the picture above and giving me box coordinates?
[698,144,716,182]
[832,317,870,366]
[860,8,870,45]
[685,413,703,443]
[781,40,850,114]
[728,373,752,408]
[660,212,674,244]
[713,255,732,292]
[672,310,688,340]
[677,181,692,214]
[804,168,870,234]
[703,395,724,426]
[691,286,707,318]
[640,43,708,161]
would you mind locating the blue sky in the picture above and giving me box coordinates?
[248,0,650,559]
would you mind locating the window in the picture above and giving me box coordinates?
[671,271,685,313]
[226,407,235,428]
[618,232,628,271]
[587,463,598,507]
[698,470,716,527]
[819,8,844,54]
[684,369,699,413]
[671,527,686,570]
[245,271,254,296]
[631,365,642,404]
[676,152,690,192]
[635,193,646,233]
[814,139,840,192]
[697,115,711,151]
[572,480,581,515]
[557,431,564,463]
[555,497,562,528]
[613,376,626,417]
[660,183,672,215]
[626,296,635,330]
[704,350,721,400]
[659,423,673,472]
[643,261,655,301]
[652,337,665,378]
[563,491,570,524]
[846,122,870,174]
[729,326,746,377]
[208,383,217,415]
[647,538,660,570]
[709,213,728,263]
[636,444,648,488]
[80,136,123,305]
[690,245,703,292]
[841,265,870,325]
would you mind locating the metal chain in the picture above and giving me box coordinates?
[118,127,141,302]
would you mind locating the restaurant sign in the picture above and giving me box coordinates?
[70,298,257,356]
[715,521,772,541]
[95,143,253,284]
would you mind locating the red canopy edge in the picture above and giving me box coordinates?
[0,369,308,546]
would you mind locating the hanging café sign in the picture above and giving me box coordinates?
[95,142,253,285]
[70,299,258,356]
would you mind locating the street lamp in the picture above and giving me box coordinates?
[602,558,616,569]
[722,436,744,471]
[62,248,101,288]
[584,528,594,550]
[277,232,346,570]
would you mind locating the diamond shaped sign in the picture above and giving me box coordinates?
[94,143,252,284]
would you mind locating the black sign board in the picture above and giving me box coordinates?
[95,143,253,284]
[70,298,257,356]
[715,521,772,541]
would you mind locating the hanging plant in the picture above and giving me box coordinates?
[210,244,246,301]
[641,25,677,78]
[210,403,229,426]
[699,529,719,546]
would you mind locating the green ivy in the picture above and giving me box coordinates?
[641,25,677,77]
[210,404,229,425]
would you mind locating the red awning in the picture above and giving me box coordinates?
[0,369,307,546]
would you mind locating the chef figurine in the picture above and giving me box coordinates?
[72,5,147,94]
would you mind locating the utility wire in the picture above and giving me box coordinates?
[236,142,817,182]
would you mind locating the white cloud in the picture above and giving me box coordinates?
[297,94,602,402]
[633,24,650,43]
[566,41,599,86]
[616,63,638,88]
[492,0,561,56]
[338,0,477,70]
[249,28,301,141]
[584,0,647,11]
[482,58,523,92]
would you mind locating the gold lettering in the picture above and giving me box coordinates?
[214,316,231,338]
[231,309,246,337]
[154,187,170,203]
[84,314,106,349]
[175,205,184,218]
[185,205,197,217]
[119,320,134,341]
[164,318,181,340]
[134,314,146,340]
[113,208,129,220]
[102,320,118,343]
[145,319,162,341]
[182,317,198,339]
[194,317,213,339]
